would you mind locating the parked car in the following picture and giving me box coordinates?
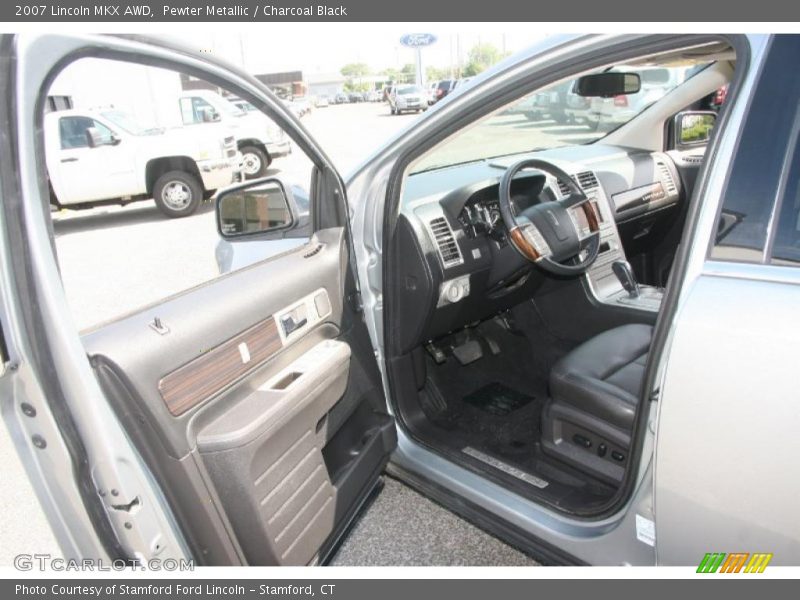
[4,33,800,569]
[433,78,457,103]
[179,89,290,178]
[453,77,474,90]
[334,92,348,104]
[427,81,439,105]
[709,84,728,110]
[315,95,330,108]
[389,84,427,114]
[228,97,258,113]
[517,80,576,123]
[293,97,313,116]
[586,65,693,129]
[366,90,381,102]
[44,108,240,218]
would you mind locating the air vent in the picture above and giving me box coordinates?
[657,162,678,196]
[576,171,599,190]
[427,216,463,269]
[557,171,598,197]
[683,155,704,165]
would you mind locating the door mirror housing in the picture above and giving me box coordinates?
[575,72,641,97]
[216,178,303,239]
[85,126,119,148]
[199,106,221,123]
[675,110,717,147]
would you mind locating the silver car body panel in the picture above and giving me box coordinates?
[651,33,800,563]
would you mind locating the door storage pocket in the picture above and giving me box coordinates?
[196,339,351,566]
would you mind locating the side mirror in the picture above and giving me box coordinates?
[216,178,299,239]
[575,72,641,97]
[85,127,118,148]
[199,107,221,123]
[675,111,717,147]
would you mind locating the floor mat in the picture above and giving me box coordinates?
[462,382,533,416]
[420,316,617,509]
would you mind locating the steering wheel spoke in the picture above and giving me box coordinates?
[559,191,587,209]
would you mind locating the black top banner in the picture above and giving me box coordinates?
[3,0,800,22]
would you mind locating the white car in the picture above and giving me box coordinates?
[389,84,427,114]
[179,89,291,178]
[587,66,693,129]
[44,108,240,217]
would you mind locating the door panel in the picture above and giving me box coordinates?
[654,271,800,564]
[83,227,396,564]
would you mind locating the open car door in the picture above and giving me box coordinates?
[0,34,396,565]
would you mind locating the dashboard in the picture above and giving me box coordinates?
[392,144,686,354]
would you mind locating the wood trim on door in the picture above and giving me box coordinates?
[158,317,282,416]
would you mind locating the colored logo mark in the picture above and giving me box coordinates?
[697,552,773,573]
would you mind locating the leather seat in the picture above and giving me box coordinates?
[542,323,653,483]
[549,324,653,430]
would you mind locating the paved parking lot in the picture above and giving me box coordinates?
[53,101,419,331]
[1,100,539,566]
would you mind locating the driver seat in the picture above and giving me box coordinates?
[541,324,653,484]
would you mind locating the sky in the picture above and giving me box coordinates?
[172,23,551,76]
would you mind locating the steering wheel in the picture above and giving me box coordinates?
[498,158,601,276]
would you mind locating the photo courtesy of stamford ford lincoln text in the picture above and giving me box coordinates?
[0,1,798,595]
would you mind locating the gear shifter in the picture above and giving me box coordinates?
[612,260,640,298]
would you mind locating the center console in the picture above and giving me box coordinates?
[566,172,663,314]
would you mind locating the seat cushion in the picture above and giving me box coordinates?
[549,324,653,430]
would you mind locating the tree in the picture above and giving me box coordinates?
[340,63,370,92]
[463,43,505,77]
[340,62,370,79]
[381,65,415,85]
[401,63,416,83]
[426,66,450,82]
[382,67,402,84]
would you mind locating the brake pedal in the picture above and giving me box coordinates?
[452,339,483,365]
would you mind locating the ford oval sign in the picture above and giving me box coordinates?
[400,33,437,48]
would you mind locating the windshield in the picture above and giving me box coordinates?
[412,62,710,173]
[100,110,159,135]
[398,86,423,95]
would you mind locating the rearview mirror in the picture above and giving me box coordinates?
[675,111,717,147]
[575,72,641,97]
[216,178,297,239]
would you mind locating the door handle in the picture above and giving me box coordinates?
[280,314,307,337]
[60,157,78,163]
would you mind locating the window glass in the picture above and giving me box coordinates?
[59,116,114,149]
[180,96,217,125]
[770,135,800,266]
[711,36,800,263]
[412,61,710,174]
[46,58,309,331]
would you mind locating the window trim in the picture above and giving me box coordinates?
[764,103,800,265]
